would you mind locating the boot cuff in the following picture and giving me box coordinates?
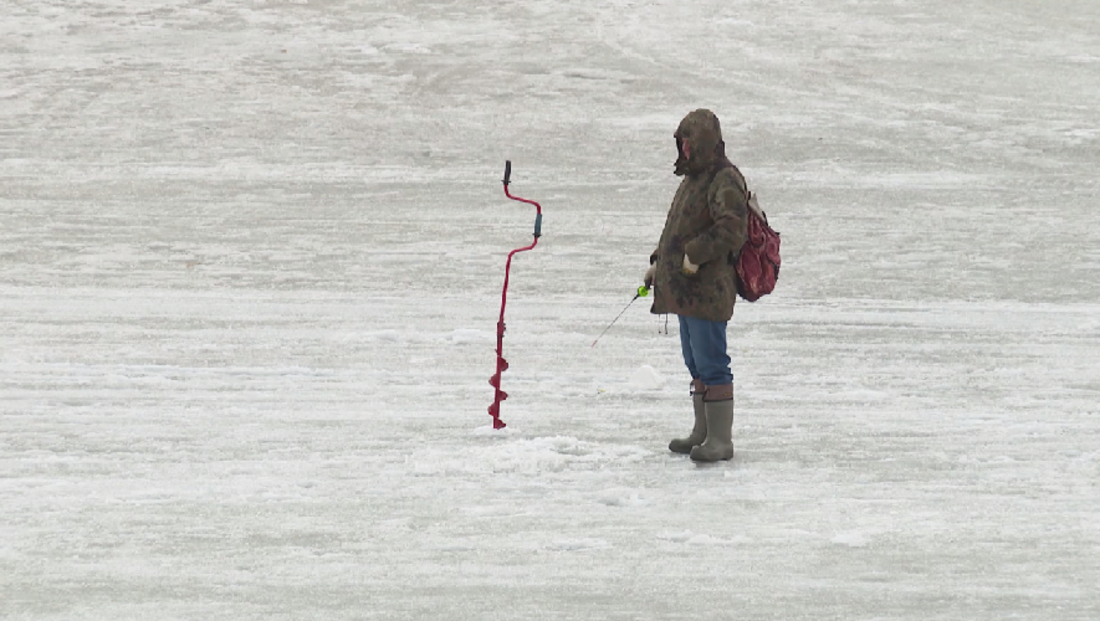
[704,383,734,402]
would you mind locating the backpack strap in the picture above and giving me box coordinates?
[706,163,751,221]
[707,163,747,196]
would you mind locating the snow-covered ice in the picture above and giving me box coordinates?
[2,0,1099,620]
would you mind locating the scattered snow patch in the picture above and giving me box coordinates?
[628,364,666,390]
[656,530,746,546]
[471,424,517,437]
[447,329,493,345]
[364,330,401,343]
[831,532,870,548]
[544,538,610,552]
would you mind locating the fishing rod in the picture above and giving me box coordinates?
[591,285,650,348]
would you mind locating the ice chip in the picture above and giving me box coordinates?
[629,364,666,390]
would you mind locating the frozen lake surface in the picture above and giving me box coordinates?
[2,1,1099,619]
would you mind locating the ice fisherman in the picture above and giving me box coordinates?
[644,109,749,462]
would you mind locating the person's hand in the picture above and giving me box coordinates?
[682,255,700,275]
[644,264,656,288]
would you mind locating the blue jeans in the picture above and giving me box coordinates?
[678,315,732,386]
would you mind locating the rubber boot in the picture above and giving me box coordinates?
[668,379,706,454]
[690,384,734,462]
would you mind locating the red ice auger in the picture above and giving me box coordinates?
[488,160,543,429]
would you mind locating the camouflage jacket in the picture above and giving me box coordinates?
[650,109,749,323]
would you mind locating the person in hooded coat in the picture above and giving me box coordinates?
[644,109,749,462]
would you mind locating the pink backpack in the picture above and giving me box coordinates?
[735,191,781,302]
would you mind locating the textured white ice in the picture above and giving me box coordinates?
[2,1,1099,620]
